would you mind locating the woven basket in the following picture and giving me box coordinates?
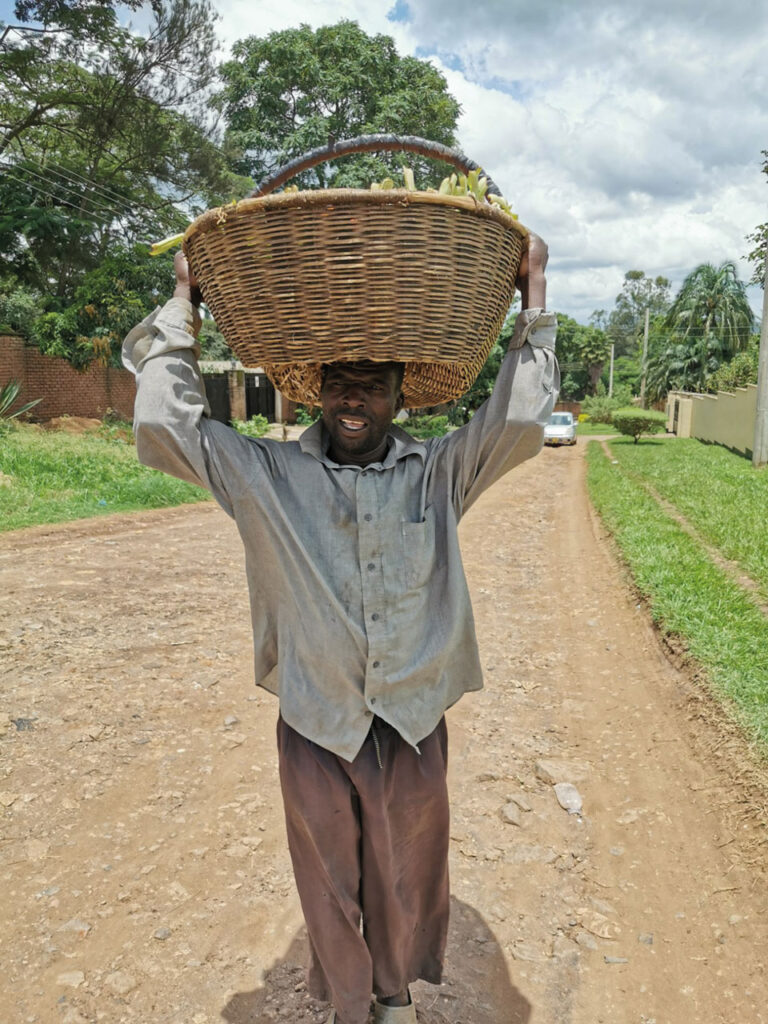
[182,135,528,408]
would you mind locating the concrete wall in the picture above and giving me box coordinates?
[667,386,757,456]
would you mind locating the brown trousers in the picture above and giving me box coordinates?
[277,715,450,1024]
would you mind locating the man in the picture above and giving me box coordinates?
[123,234,557,1024]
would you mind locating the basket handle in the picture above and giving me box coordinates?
[251,134,503,198]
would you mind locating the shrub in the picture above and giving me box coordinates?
[705,347,759,393]
[295,405,321,425]
[400,414,450,438]
[232,414,270,438]
[611,408,667,443]
[581,383,634,425]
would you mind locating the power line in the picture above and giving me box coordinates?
[0,159,128,221]
[1,156,177,223]
[0,167,117,227]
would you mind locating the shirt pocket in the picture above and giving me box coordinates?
[400,506,437,590]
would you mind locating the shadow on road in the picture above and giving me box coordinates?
[221,897,531,1023]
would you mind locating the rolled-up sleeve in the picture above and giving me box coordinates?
[122,297,236,514]
[436,309,559,516]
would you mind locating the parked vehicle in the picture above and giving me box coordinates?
[543,411,577,446]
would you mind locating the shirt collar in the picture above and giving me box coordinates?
[299,420,427,470]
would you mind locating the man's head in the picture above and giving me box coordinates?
[319,360,405,466]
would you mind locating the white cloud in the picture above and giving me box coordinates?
[208,0,767,321]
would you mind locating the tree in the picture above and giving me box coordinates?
[598,270,671,358]
[32,244,175,367]
[1,0,245,301]
[217,21,461,191]
[666,261,754,355]
[746,149,767,286]
[554,314,611,397]
[644,261,755,399]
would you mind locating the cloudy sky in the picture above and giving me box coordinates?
[3,0,766,322]
[210,0,767,322]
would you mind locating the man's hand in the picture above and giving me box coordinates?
[173,251,202,307]
[516,232,548,310]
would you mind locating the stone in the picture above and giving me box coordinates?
[534,759,588,784]
[575,931,598,950]
[638,933,654,945]
[56,970,85,988]
[501,802,522,826]
[554,782,583,815]
[105,970,138,995]
[57,919,91,938]
[25,839,50,861]
[153,926,172,940]
[507,792,532,812]
[604,956,629,965]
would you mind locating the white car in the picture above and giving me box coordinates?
[543,411,577,446]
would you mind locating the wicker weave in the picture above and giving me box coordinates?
[183,186,527,408]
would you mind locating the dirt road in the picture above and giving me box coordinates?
[2,439,766,1024]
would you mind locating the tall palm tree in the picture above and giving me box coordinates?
[666,262,754,356]
[652,261,756,395]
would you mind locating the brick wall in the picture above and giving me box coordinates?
[1,334,136,421]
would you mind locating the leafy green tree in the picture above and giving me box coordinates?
[746,149,767,286]
[1,0,245,301]
[32,244,175,367]
[217,20,461,190]
[554,314,611,396]
[705,343,760,393]
[596,270,671,358]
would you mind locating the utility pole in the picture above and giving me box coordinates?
[608,343,615,397]
[639,307,650,408]
[753,249,768,469]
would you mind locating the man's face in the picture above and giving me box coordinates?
[320,362,404,466]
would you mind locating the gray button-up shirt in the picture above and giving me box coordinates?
[123,300,558,761]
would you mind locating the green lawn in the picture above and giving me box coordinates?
[0,425,209,531]
[606,437,768,601]
[576,420,619,435]
[586,438,768,752]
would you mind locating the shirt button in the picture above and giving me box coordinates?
[372,661,380,669]
[364,513,373,521]
[371,613,379,621]
[367,562,376,571]
[370,697,377,704]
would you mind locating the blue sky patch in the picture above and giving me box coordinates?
[415,45,465,74]
[386,0,411,23]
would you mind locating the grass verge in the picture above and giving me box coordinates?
[606,437,768,601]
[586,440,768,752]
[0,425,209,532]
[576,420,618,435]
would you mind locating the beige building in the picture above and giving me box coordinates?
[666,385,757,456]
